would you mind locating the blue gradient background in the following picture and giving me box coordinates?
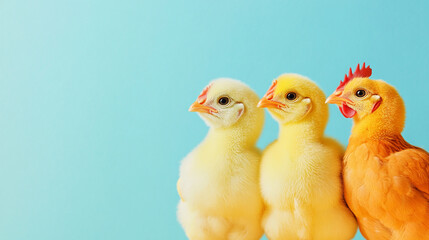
[1,0,428,239]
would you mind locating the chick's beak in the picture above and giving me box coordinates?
[189,100,218,114]
[325,91,355,106]
[257,97,286,109]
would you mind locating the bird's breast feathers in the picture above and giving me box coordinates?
[260,142,342,208]
[179,148,261,214]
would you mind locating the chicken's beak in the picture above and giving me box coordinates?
[325,91,355,106]
[257,97,286,109]
[326,91,357,118]
[189,100,218,114]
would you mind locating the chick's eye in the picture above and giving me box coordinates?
[355,90,366,98]
[286,92,297,100]
[218,97,230,105]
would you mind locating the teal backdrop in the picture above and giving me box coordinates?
[1,0,428,239]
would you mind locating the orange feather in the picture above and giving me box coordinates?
[344,135,429,240]
[338,77,429,240]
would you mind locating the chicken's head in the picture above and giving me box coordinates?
[189,78,263,129]
[326,63,406,135]
[258,74,328,126]
[325,63,381,120]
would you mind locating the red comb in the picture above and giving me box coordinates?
[336,63,372,91]
[197,84,212,104]
[264,80,277,100]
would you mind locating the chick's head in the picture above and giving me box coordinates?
[189,78,263,131]
[326,63,405,132]
[258,74,328,126]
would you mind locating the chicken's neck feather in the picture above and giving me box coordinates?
[203,125,260,151]
[351,84,406,140]
[278,120,324,149]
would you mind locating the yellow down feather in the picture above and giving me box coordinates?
[177,78,265,240]
[259,74,357,240]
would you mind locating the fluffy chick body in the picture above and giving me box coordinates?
[259,74,357,240]
[177,78,264,240]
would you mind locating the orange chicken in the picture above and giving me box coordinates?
[326,63,429,240]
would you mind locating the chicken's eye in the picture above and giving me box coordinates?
[218,97,230,105]
[355,90,366,98]
[286,92,297,101]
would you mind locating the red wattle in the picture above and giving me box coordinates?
[372,100,382,113]
[339,103,356,118]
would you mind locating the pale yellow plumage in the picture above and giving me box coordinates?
[259,74,357,240]
[177,78,264,240]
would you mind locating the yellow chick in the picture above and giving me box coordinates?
[258,74,357,240]
[177,78,265,240]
